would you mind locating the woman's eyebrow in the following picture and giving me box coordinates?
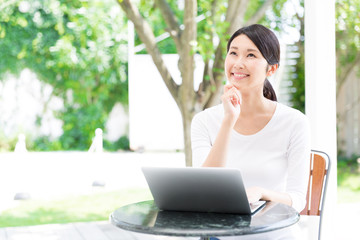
[230,46,259,53]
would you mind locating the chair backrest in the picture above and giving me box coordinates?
[300,150,330,216]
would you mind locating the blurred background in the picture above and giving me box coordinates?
[0,0,359,237]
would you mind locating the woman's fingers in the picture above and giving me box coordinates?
[246,187,263,203]
[221,87,241,125]
[223,84,233,92]
[223,85,241,106]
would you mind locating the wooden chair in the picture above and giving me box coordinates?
[300,150,330,240]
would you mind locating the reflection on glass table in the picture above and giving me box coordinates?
[110,200,300,239]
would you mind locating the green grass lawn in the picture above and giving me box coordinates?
[337,162,360,203]
[0,188,153,228]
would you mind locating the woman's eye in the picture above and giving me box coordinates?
[229,51,237,55]
[247,53,256,58]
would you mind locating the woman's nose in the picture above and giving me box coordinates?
[234,58,245,69]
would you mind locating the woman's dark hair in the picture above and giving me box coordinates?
[227,24,280,101]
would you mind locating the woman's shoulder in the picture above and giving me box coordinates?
[193,104,223,119]
[277,102,306,118]
[192,104,223,128]
[276,102,309,127]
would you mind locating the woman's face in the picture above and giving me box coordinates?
[225,34,273,92]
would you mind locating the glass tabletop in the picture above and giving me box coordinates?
[110,200,300,237]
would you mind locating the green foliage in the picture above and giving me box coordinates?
[59,104,107,150]
[335,0,360,157]
[0,0,129,151]
[274,0,305,113]
[196,0,288,64]
[287,44,305,113]
[32,136,62,151]
[338,154,360,166]
[336,0,360,78]
[134,0,288,60]
[104,135,130,151]
[0,132,17,152]
[135,0,181,54]
[196,0,228,62]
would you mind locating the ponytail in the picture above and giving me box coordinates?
[263,79,277,101]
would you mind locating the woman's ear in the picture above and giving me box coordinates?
[267,64,278,77]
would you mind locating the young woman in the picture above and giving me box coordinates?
[191,24,310,212]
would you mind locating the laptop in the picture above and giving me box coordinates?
[141,167,266,214]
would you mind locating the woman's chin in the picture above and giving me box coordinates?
[228,82,242,90]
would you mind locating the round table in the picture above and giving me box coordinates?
[110,200,300,239]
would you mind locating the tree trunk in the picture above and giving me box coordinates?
[181,109,195,167]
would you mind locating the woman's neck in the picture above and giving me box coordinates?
[238,93,273,117]
[233,94,277,135]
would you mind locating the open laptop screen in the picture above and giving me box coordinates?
[142,167,266,214]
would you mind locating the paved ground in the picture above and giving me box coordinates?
[0,221,192,240]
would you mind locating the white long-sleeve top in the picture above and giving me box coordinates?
[191,102,311,212]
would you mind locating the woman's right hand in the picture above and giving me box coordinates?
[221,84,241,126]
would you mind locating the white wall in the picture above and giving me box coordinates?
[128,54,184,150]
[0,69,63,139]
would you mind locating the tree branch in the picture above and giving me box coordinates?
[227,0,250,34]
[154,0,182,50]
[210,0,218,17]
[225,0,241,23]
[203,45,225,108]
[206,0,218,49]
[197,59,216,109]
[246,0,276,26]
[116,0,179,101]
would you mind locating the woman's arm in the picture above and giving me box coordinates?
[201,118,234,167]
[246,187,292,206]
[201,85,241,167]
[285,114,311,211]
